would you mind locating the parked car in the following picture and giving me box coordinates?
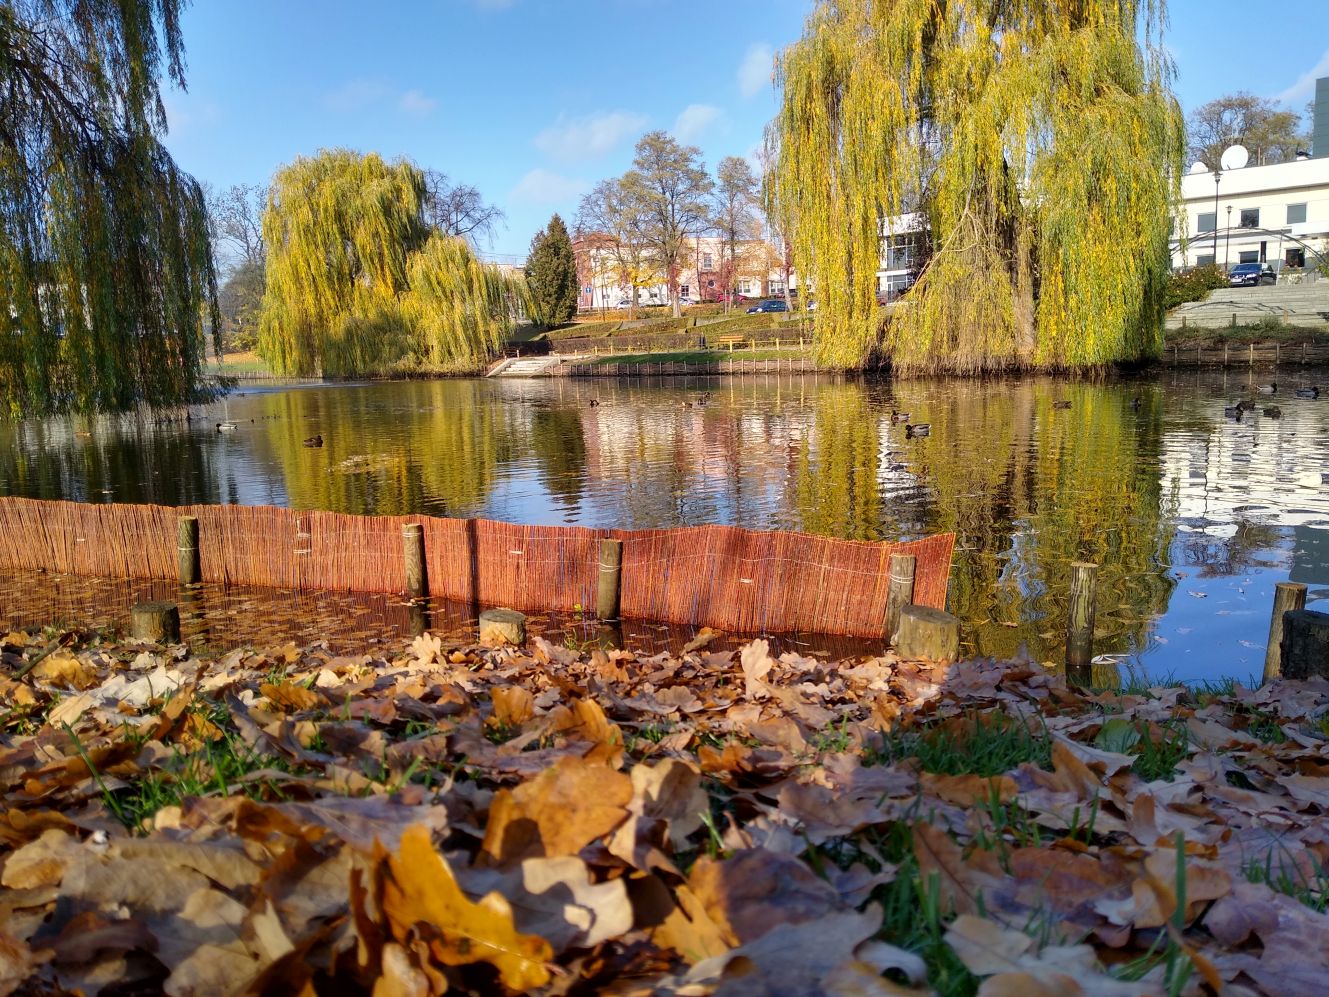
[747,299,788,313]
[1228,263,1276,287]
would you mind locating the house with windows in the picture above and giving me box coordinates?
[1171,77,1329,273]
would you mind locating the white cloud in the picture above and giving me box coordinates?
[509,168,588,204]
[738,43,774,99]
[533,110,648,161]
[1274,48,1329,105]
[672,103,724,142]
[399,89,438,117]
[323,79,391,112]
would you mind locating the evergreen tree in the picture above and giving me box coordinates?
[0,0,218,415]
[770,0,1184,372]
[524,214,579,327]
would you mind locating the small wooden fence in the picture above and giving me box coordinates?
[0,498,953,639]
[1164,342,1329,368]
[566,358,820,377]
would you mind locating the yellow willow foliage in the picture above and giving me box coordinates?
[259,150,427,377]
[769,0,1185,372]
[403,235,528,366]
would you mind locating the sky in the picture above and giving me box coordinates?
[161,0,1329,263]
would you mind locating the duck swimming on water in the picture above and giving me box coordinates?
[216,422,237,432]
[303,434,323,448]
[905,423,930,438]
[1295,386,1319,399]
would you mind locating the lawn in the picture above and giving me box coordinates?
[209,350,273,375]
[586,347,811,365]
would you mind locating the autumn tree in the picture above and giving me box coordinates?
[524,214,579,327]
[770,0,1184,372]
[258,150,427,377]
[575,179,657,313]
[207,183,269,352]
[421,169,505,246]
[1187,93,1306,168]
[711,156,761,312]
[621,132,712,317]
[0,0,218,415]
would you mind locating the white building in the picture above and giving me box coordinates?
[1171,154,1329,273]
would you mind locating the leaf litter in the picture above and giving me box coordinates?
[0,626,1327,995]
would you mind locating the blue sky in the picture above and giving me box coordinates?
[162,0,1329,262]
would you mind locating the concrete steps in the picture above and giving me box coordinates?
[1166,280,1329,329]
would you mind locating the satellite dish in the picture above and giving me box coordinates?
[1220,144,1249,170]
[1188,161,1209,175]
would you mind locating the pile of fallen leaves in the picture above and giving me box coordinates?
[1,625,1327,996]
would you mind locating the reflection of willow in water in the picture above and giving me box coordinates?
[900,382,1176,663]
[250,383,532,516]
[790,383,883,539]
[0,412,228,506]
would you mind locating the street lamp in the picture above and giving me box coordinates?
[1225,206,1232,271]
[1212,166,1222,266]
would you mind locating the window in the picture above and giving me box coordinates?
[680,285,689,298]
[702,252,714,270]
[738,278,753,294]
[769,281,785,295]
[1239,208,1259,228]
[1239,251,1258,264]
[884,235,915,270]
[1197,212,1216,233]
[1286,248,1306,268]
[1196,254,1215,266]
[1287,203,1307,225]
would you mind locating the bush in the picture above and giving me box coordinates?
[1164,264,1227,309]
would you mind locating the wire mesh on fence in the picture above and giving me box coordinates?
[0,497,953,638]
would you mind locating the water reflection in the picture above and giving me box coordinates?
[1,370,1326,681]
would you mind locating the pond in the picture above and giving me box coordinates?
[2,370,1327,682]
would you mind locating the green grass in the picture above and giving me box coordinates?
[1165,320,1329,348]
[1244,853,1329,913]
[209,351,272,375]
[869,711,1053,776]
[586,348,810,366]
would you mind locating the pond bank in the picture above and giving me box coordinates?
[1,626,1326,994]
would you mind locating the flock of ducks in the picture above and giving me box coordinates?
[1224,382,1320,421]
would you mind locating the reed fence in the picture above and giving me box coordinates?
[0,498,953,639]
[566,359,820,377]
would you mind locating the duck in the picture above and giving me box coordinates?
[890,410,910,423]
[905,423,931,438]
[1263,407,1281,419]
[1131,397,1142,410]
[1052,400,1071,410]
[1256,383,1277,395]
[681,401,693,409]
[1222,406,1243,420]
[1235,399,1256,413]
[303,434,323,448]
[588,399,599,407]
[1295,386,1319,399]
[215,422,237,432]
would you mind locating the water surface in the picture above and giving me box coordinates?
[3,371,1327,681]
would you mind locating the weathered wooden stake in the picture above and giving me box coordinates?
[1065,562,1099,678]
[402,523,427,601]
[884,553,917,643]
[479,608,526,646]
[1279,609,1329,680]
[177,515,200,586]
[894,605,961,662]
[407,602,433,638]
[597,538,624,620]
[1263,581,1307,682]
[131,601,180,644]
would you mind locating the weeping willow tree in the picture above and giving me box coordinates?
[0,0,218,416]
[259,150,427,377]
[403,234,527,367]
[769,0,1185,372]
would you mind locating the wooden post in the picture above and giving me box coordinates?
[131,601,180,643]
[597,538,624,620]
[894,606,961,662]
[884,553,917,642]
[177,515,200,586]
[1249,342,1254,366]
[1223,343,1228,366]
[407,602,432,638]
[1065,562,1099,681]
[1230,312,1237,328]
[1279,610,1329,680]
[402,523,427,601]
[479,608,526,645]
[1263,581,1307,682]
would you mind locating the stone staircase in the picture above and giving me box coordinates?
[486,355,578,377]
[1167,280,1329,329]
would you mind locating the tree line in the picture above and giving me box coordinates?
[574,132,779,318]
